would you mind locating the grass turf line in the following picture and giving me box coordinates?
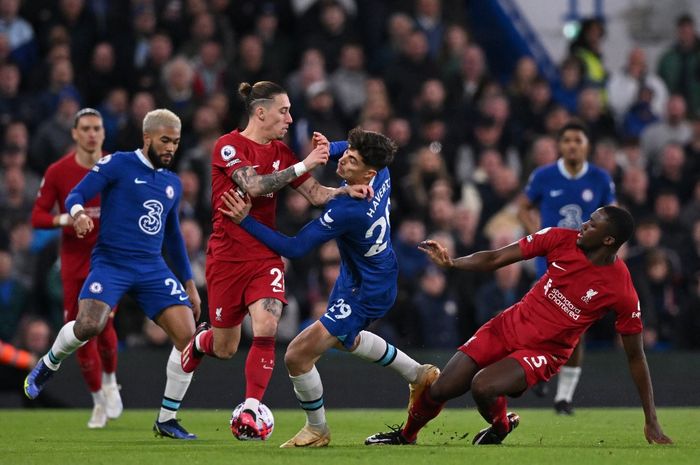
[2,408,697,465]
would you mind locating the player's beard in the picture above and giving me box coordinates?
[147,144,173,169]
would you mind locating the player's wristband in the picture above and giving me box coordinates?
[70,204,86,219]
[293,162,308,177]
[57,213,71,226]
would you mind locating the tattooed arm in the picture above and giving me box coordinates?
[232,145,329,197]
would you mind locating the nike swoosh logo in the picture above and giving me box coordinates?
[550,190,563,197]
[179,294,189,301]
[251,165,260,169]
[272,288,285,293]
[552,262,566,271]
[134,178,147,184]
[262,364,274,370]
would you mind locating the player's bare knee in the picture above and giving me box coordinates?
[74,302,110,340]
[213,341,238,359]
[471,372,497,400]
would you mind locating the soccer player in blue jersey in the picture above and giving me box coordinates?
[219,128,439,448]
[24,109,202,440]
[517,121,616,414]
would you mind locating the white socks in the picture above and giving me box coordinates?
[43,321,87,370]
[102,371,117,387]
[555,366,582,403]
[351,331,420,382]
[158,347,193,422]
[289,365,326,426]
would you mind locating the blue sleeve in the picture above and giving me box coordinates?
[329,141,348,161]
[65,163,112,212]
[239,205,350,258]
[164,197,193,283]
[602,172,616,205]
[524,169,542,204]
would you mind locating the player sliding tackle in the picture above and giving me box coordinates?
[365,206,672,446]
[219,128,439,448]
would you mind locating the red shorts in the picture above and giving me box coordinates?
[206,257,287,328]
[63,277,117,322]
[459,315,567,388]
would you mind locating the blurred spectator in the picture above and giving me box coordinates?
[371,12,414,74]
[576,87,616,143]
[156,56,198,131]
[384,29,438,117]
[191,40,227,99]
[608,47,668,123]
[178,168,210,230]
[397,145,450,221]
[51,0,98,69]
[28,94,78,174]
[522,135,557,182]
[115,91,155,150]
[0,62,33,129]
[286,47,326,108]
[649,143,694,202]
[180,218,206,295]
[412,264,460,348]
[618,166,653,220]
[35,57,81,121]
[0,167,33,235]
[13,315,51,355]
[677,271,700,348]
[0,248,28,340]
[446,44,490,122]
[412,0,445,60]
[592,138,623,185]
[657,14,700,118]
[552,56,584,114]
[329,42,367,122]
[229,34,274,94]
[304,0,359,72]
[254,2,293,78]
[97,87,128,152]
[134,33,174,94]
[680,179,700,229]
[621,85,661,140]
[79,41,121,107]
[654,190,692,263]
[438,23,470,79]
[474,257,528,326]
[640,94,692,168]
[568,17,607,95]
[0,0,37,74]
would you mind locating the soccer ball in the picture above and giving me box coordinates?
[230,402,274,441]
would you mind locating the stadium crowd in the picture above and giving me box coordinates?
[0,0,699,366]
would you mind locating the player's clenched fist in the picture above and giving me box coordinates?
[304,145,330,171]
[73,212,94,238]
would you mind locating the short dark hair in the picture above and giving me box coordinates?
[677,14,694,27]
[73,108,102,128]
[557,120,590,141]
[238,81,287,114]
[602,205,635,248]
[347,127,397,170]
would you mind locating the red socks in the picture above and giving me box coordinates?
[76,339,101,392]
[245,337,276,400]
[97,318,118,374]
[486,395,509,433]
[402,387,445,442]
[197,328,215,355]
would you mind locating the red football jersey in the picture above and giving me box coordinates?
[207,130,311,262]
[506,227,642,356]
[31,152,101,279]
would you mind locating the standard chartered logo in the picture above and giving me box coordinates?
[139,199,163,235]
[546,286,582,320]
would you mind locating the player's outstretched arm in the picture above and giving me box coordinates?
[620,333,673,445]
[231,145,329,197]
[219,190,341,259]
[418,240,523,272]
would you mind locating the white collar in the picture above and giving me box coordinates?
[557,158,588,180]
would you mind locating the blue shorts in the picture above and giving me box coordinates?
[80,253,191,320]
[319,296,376,350]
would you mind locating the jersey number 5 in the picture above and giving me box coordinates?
[364,204,390,257]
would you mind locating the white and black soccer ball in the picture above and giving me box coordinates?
[230,402,274,441]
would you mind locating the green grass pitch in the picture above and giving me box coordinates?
[2,408,697,465]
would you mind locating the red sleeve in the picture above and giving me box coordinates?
[613,271,644,335]
[518,227,562,260]
[280,144,311,188]
[212,137,252,179]
[31,168,58,229]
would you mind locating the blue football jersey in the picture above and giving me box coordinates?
[66,150,191,281]
[525,159,616,230]
[240,167,398,317]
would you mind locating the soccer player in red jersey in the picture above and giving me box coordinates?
[366,206,672,446]
[31,108,122,428]
[180,81,368,438]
